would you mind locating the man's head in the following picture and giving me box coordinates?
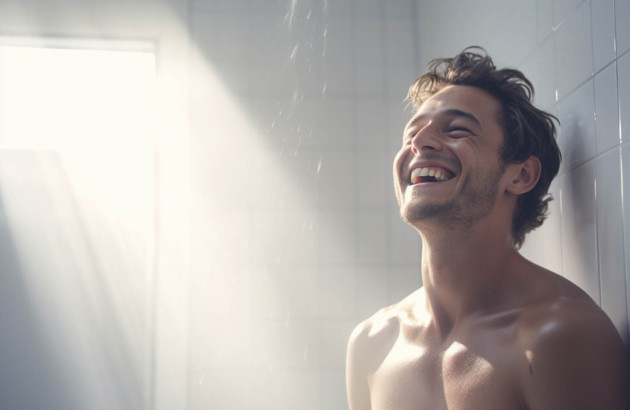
[404,47,561,248]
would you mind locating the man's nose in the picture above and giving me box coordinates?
[411,126,443,155]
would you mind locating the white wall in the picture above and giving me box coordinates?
[7,1,619,409]
[415,0,630,346]
[187,1,421,409]
[0,0,422,409]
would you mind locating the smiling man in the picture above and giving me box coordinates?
[346,48,630,410]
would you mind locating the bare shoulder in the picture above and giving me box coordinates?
[346,289,422,410]
[347,290,419,368]
[517,271,630,409]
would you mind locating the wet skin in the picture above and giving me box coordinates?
[346,85,630,410]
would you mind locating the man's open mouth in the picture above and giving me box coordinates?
[410,167,454,184]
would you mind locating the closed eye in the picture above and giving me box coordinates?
[446,127,472,137]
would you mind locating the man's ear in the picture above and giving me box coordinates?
[506,156,541,195]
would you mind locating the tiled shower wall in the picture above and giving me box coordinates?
[189,0,630,408]
[415,0,630,345]
[188,1,421,409]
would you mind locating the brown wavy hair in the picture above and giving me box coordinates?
[406,46,561,248]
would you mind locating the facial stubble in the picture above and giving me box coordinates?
[400,163,504,232]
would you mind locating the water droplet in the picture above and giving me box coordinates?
[317,157,323,173]
[290,44,299,59]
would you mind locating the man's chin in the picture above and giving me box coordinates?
[400,202,452,225]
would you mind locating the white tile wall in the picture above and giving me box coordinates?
[557,79,596,169]
[560,161,600,303]
[596,149,628,344]
[187,0,630,408]
[595,62,620,152]
[189,3,420,409]
[414,0,630,348]
[616,0,630,55]
[554,0,593,99]
[591,0,616,72]
[619,52,630,142]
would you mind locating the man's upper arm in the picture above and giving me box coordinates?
[346,322,372,410]
[521,309,630,410]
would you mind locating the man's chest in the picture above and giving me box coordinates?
[367,337,526,410]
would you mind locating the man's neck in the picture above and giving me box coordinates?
[417,221,522,339]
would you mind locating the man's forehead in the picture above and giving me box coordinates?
[409,85,501,128]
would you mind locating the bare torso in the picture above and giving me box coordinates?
[366,297,528,410]
[347,266,629,410]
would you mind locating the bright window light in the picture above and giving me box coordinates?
[0,38,157,410]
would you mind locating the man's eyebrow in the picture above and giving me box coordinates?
[407,108,482,130]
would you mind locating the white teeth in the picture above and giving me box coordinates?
[410,167,451,183]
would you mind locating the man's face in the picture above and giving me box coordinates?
[393,85,508,231]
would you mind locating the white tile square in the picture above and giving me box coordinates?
[528,36,558,110]
[554,1,593,99]
[389,211,422,267]
[387,99,413,152]
[356,99,388,151]
[354,0,381,17]
[258,322,322,368]
[594,62,620,152]
[317,211,357,265]
[357,211,389,264]
[247,15,293,61]
[320,320,357,369]
[595,149,628,340]
[319,370,348,410]
[559,162,601,303]
[294,57,327,97]
[322,60,355,96]
[591,0,616,72]
[325,17,356,65]
[553,0,585,27]
[557,79,596,170]
[489,0,537,66]
[383,0,414,18]
[386,62,417,99]
[616,0,630,55]
[277,371,322,410]
[249,61,299,98]
[249,209,319,267]
[192,12,249,62]
[356,265,389,318]
[317,151,356,208]
[355,17,383,65]
[618,54,630,142]
[357,152,390,208]
[537,0,555,43]
[191,0,251,13]
[325,0,355,17]
[355,63,386,97]
[388,266,422,304]
[312,99,355,149]
[249,266,320,319]
[319,266,356,318]
[384,18,416,67]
